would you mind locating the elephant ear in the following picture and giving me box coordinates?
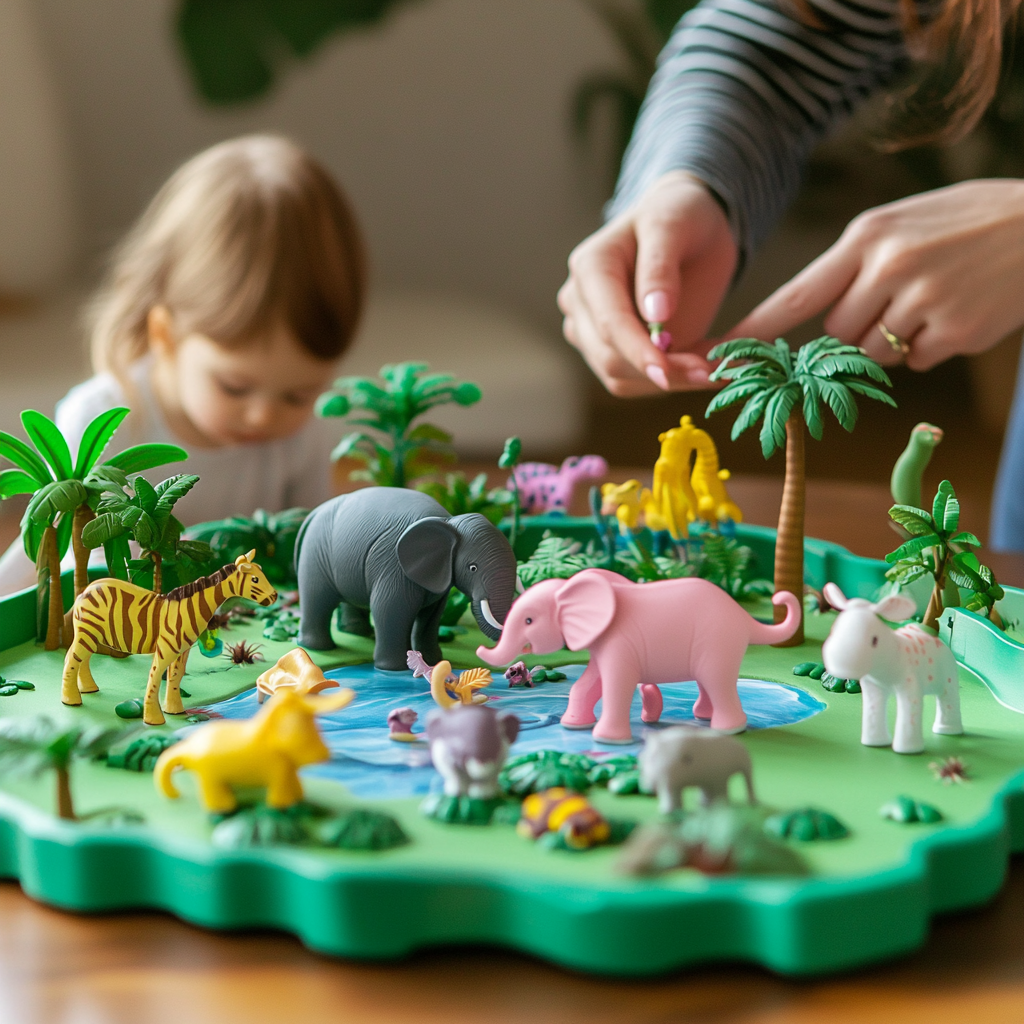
[397,517,458,594]
[555,570,617,650]
[499,713,520,745]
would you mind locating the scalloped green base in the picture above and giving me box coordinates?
[0,522,1021,977]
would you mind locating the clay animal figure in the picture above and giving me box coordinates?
[387,706,419,742]
[478,569,801,742]
[822,583,962,754]
[518,787,611,849]
[891,422,944,509]
[600,480,651,535]
[425,703,520,799]
[62,551,278,726]
[296,488,517,670]
[256,647,339,703]
[639,727,755,815]
[511,455,609,514]
[154,686,355,813]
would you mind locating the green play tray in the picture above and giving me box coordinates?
[0,520,1021,977]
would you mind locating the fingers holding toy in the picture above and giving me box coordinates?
[727,180,1024,370]
[559,171,736,395]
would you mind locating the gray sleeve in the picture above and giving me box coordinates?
[608,0,935,268]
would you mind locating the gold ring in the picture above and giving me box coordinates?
[878,322,909,355]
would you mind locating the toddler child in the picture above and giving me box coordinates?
[0,134,366,595]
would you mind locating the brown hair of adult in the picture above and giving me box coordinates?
[795,0,1024,146]
[89,135,366,384]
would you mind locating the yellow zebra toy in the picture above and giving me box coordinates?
[61,550,277,726]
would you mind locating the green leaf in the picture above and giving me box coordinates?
[105,443,187,475]
[74,407,130,477]
[801,377,824,440]
[315,392,350,418]
[83,464,129,494]
[26,480,87,524]
[55,509,72,561]
[888,505,935,536]
[942,495,960,534]
[0,430,52,484]
[949,530,980,549]
[725,388,776,442]
[133,477,159,515]
[815,379,858,432]
[331,432,375,462]
[932,480,954,528]
[885,563,928,584]
[21,514,46,562]
[406,423,453,444]
[841,379,898,407]
[758,385,798,459]
[451,382,482,406]
[154,473,199,510]
[82,513,127,548]
[21,410,73,480]
[130,510,158,551]
[886,534,940,561]
[0,469,40,499]
[498,436,522,469]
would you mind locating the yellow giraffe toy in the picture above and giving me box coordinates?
[681,415,743,525]
[600,480,652,535]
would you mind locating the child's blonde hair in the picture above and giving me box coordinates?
[89,135,366,383]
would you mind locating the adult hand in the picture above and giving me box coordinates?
[558,171,738,396]
[726,179,1024,369]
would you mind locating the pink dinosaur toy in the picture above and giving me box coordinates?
[477,569,801,742]
[511,455,609,514]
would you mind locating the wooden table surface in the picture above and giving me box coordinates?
[0,476,1022,1024]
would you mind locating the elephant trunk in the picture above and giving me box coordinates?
[476,625,522,666]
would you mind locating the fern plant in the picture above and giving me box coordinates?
[416,472,512,526]
[316,362,481,488]
[517,535,600,589]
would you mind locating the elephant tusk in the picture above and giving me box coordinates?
[480,599,504,632]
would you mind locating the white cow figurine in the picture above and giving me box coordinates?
[821,583,962,754]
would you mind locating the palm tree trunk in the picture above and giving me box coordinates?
[923,548,949,631]
[151,551,163,594]
[43,526,63,651]
[64,505,95,643]
[55,765,74,820]
[773,410,805,647]
[989,604,1005,629]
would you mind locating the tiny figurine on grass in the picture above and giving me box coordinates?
[295,488,517,671]
[421,703,520,823]
[61,551,278,726]
[477,569,801,741]
[638,728,755,815]
[315,361,482,488]
[0,407,186,649]
[706,336,896,646]
[518,788,612,850]
[154,685,354,814]
[510,455,609,515]
[0,716,136,820]
[821,583,962,755]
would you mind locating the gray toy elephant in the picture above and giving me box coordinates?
[639,727,755,814]
[296,488,518,671]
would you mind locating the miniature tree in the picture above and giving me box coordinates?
[0,716,131,820]
[0,408,185,648]
[706,336,895,645]
[948,552,1005,629]
[416,471,512,525]
[316,362,482,488]
[498,436,523,550]
[886,480,981,630]
[83,474,213,593]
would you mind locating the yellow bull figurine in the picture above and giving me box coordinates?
[154,683,354,813]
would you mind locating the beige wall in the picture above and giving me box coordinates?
[32,0,623,337]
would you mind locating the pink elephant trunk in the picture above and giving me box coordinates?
[476,632,522,667]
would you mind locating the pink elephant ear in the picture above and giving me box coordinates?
[555,571,617,650]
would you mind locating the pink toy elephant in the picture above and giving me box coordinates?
[477,569,802,742]
[512,455,609,514]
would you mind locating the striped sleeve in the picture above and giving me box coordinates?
[607,0,938,268]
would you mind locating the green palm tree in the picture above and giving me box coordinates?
[706,336,895,645]
[0,716,131,820]
[886,480,981,630]
[948,551,1005,629]
[316,362,482,488]
[0,408,186,648]
[83,474,212,593]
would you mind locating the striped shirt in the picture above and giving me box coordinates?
[609,0,941,268]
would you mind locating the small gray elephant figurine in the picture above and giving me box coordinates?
[639,727,755,815]
[426,704,520,799]
[296,488,518,670]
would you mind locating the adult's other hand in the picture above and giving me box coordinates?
[558,171,737,396]
[727,180,1024,368]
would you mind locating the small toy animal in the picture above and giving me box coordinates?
[154,686,355,813]
[822,583,962,754]
[387,706,420,742]
[429,660,492,707]
[518,787,611,849]
[62,551,278,726]
[600,480,651,535]
[255,647,340,703]
[639,727,755,814]
[296,488,517,670]
[511,455,609,514]
[478,569,801,741]
[425,704,520,800]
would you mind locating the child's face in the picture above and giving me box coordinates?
[149,308,337,447]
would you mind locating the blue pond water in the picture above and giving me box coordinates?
[203,666,826,800]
